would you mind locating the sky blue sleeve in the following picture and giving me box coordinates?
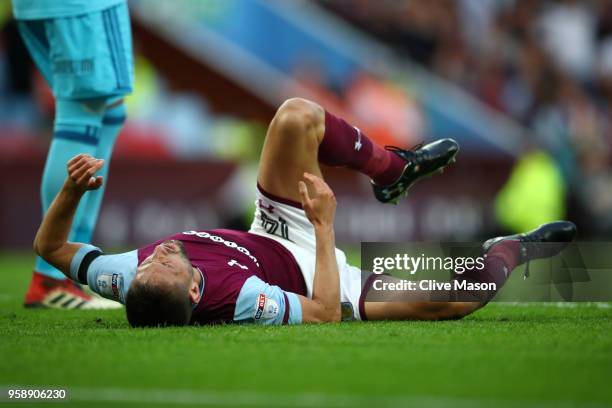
[69,244,101,281]
[234,276,302,325]
[70,245,137,304]
[87,250,138,304]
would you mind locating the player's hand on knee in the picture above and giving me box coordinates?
[298,172,336,229]
[66,154,105,194]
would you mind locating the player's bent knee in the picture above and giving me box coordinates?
[272,98,324,143]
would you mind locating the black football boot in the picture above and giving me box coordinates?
[482,221,577,279]
[372,138,459,204]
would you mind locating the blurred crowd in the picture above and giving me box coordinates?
[322,0,612,234]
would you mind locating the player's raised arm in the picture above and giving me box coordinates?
[297,173,341,323]
[33,154,105,276]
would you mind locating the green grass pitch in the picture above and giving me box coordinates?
[1,251,611,408]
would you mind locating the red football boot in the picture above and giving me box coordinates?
[24,271,122,309]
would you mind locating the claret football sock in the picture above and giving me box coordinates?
[453,240,521,302]
[318,111,406,186]
[479,240,520,288]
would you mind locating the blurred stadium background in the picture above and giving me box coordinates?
[1,0,612,250]
[1,2,612,407]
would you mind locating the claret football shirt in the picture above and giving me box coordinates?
[69,230,307,325]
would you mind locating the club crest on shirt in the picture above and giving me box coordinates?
[254,293,279,321]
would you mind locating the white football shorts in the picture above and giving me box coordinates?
[249,185,369,320]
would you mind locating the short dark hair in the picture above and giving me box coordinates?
[125,280,192,328]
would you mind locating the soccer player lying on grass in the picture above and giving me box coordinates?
[33,98,577,326]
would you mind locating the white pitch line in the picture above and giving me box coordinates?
[2,386,610,408]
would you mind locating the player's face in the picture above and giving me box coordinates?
[135,240,192,284]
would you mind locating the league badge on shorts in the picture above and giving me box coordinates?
[254,293,279,321]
